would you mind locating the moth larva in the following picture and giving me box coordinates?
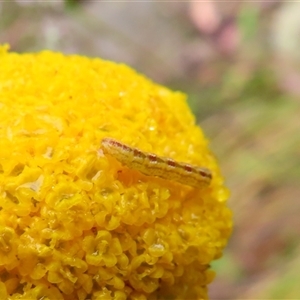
[101,137,212,188]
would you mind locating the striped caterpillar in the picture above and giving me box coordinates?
[101,138,212,188]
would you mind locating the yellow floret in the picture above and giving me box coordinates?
[0,44,232,299]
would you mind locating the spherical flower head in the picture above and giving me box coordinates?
[0,45,232,300]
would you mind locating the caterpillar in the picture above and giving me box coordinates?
[101,137,212,188]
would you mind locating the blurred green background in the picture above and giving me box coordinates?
[1,1,299,299]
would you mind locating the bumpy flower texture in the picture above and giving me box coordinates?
[0,45,232,300]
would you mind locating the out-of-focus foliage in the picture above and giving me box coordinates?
[1,1,299,299]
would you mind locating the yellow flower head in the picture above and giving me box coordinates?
[0,45,232,300]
